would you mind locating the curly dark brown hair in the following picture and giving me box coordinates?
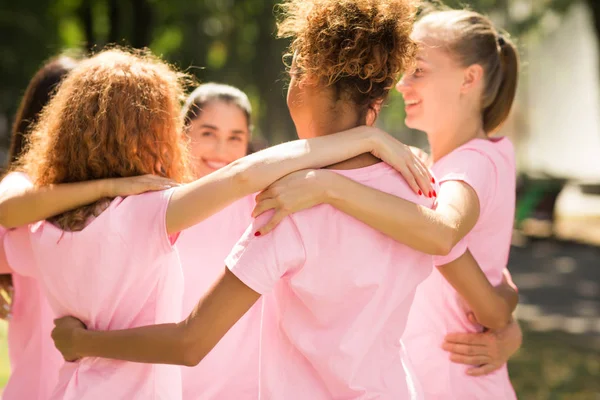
[277,0,418,113]
[17,48,193,231]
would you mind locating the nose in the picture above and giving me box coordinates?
[213,137,230,159]
[396,75,410,94]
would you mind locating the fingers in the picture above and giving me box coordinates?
[444,332,488,346]
[396,164,421,195]
[449,353,491,366]
[254,211,287,236]
[407,161,433,197]
[252,199,278,218]
[466,363,502,376]
[254,188,273,204]
[442,342,488,357]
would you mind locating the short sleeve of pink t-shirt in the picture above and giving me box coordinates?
[226,211,306,294]
[0,172,35,275]
[433,148,496,266]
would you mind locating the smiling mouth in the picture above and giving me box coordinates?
[405,100,421,106]
[203,159,228,169]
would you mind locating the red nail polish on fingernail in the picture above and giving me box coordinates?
[418,190,422,195]
[433,190,437,197]
[254,231,261,237]
[431,177,435,183]
[428,191,432,198]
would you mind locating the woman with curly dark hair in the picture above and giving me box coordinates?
[50,1,437,398]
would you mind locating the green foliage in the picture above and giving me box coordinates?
[0,0,588,151]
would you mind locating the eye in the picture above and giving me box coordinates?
[229,136,243,142]
[413,68,424,78]
[201,131,214,137]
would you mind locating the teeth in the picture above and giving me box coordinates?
[406,100,419,106]
[205,161,228,169]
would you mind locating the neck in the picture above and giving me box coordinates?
[301,107,380,170]
[428,114,487,163]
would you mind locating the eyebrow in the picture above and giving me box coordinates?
[199,124,247,135]
[416,57,429,64]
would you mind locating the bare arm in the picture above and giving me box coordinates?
[52,269,260,366]
[0,175,178,228]
[437,250,518,330]
[324,173,478,255]
[253,170,516,329]
[165,127,432,234]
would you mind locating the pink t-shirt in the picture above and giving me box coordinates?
[402,138,517,399]
[176,195,261,400]
[0,172,63,400]
[3,189,184,400]
[227,163,434,400]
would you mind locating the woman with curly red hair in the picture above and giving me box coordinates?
[0,43,431,398]
[50,1,439,398]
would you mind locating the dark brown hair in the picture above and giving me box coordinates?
[277,0,419,121]
[417,10,519,133]
[182,82,253,130]
[8,55,80,167]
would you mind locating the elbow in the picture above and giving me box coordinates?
[178,325,207,367]
[431,229,458,256]
[476,306,512,331]
[0,204,16,229]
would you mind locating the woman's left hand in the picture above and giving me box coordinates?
[252,169,331,236]
[442,315,523,376]
[52,316,88,362]
[370,130,434,196]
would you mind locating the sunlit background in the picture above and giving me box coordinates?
[1,0,599,398]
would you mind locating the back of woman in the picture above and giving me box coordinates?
[225,1,435,398]
[5,191,182,398]
[3,49,191,400]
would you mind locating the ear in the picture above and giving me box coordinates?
[366,99,384,126]
[460,64,484,94]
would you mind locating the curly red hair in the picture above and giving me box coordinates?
[18,48,192,230]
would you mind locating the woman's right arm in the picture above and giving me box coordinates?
[165,127,433,234]
[0,174,179,228]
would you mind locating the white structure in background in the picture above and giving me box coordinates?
[519,1,600,181]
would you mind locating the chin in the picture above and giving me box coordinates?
[404,116,422,131]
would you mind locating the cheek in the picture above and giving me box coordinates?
[189,137,214,159]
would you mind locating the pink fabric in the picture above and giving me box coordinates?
[176,195,261,400]
[403,137,517,399]
[0,172,63,400]
[4,189,183,400]
[227,162,434,400]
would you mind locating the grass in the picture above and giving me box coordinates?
[0,321,598,398]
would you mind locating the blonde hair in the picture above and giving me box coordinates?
[417,10,519,133]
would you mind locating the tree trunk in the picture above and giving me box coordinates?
[131,0,153,48]
[78,0,95,51]
[587,0,600,46]
[108,0,120,45]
